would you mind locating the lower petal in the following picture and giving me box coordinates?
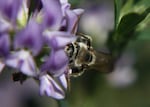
[40,74,65,99]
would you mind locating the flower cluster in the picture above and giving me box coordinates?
[0,0,84,99]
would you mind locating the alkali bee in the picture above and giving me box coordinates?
[65,33,113,77]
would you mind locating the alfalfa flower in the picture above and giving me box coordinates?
[0,0,84,99]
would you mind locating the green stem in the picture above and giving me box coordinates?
[57,100,69,107]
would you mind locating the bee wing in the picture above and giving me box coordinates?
[90,50,114,73]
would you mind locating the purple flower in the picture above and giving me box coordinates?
[41,0,63,29]
[41,31,76,76]
[41,0,84,32]
[0,0,22,23]
[40,74,65,99]
[0,0,84,100]
[65,9,84,33]
[44,31,76,49]
[14,19,43,56]
[0,17,12,33]
[58,74,68,89]
[41,49,68,76]
[39,0,84,95]
[0,33,10,57]
[5,50,38,77]
[40,0,84,77]
[60,1,84,33]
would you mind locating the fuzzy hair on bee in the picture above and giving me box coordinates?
[65,33,113,77]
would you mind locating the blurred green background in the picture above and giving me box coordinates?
[0,0,150,107]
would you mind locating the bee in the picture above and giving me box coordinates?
[65,33,113,77]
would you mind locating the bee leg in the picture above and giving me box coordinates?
[66,69,71,91]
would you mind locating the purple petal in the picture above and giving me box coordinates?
[66,9,84,33]
[0,17,12,33]
[14,19,43,56]
[43,31,76,49]
[58,74,68,89]
[0,0,22,22]
[60,0,68,4]
[5,50,38,77]
[73,9,85,16]
[50,50,68,69]
[40,74,65,99]
[0,33,10,57]
[61,2,70,16]
[41,49,68,76]
[41,0,62,29]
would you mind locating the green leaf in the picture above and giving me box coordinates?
[117,7,150,36]
[114,0,123,30]
[107,7,150,58]
[120,0,134,17]
[135,0,150,8]
[68,0,81,7]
